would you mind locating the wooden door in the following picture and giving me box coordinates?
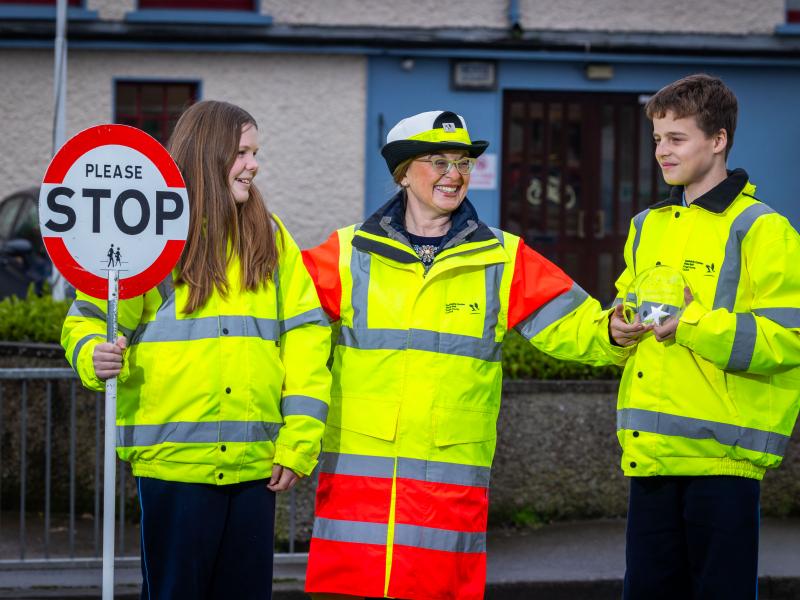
[501,91,670,304]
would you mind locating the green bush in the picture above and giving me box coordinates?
[501,328,621,380]
[2,293,620,380]
[0,287,70,343]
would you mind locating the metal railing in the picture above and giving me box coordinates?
[0,368,301,566]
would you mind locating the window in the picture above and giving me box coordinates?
[115,81,198,146]
[789,0,800,23]
[0,0,80,4]
[138,0,254,9]
[125,0,270,24]
[0,0,96,21]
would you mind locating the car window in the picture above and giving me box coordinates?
[0,195,23,239]
[13,197,40,242]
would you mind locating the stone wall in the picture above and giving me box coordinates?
[2,353,798,547]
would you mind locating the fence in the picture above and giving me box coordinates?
[0,367,301,568]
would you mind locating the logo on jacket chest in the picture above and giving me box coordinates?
[445,301,481,315]
[682,258,716,277]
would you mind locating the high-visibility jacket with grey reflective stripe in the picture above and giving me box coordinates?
[613,169,800,479]
[61,215,332,485]
[303,195,624,599]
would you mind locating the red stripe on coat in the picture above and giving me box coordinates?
[315,472,392,523]
[389,544,486,600]
[507,240,574,330]
[301,230,342,321]
[394,477,488,532]
[305,537,387,597]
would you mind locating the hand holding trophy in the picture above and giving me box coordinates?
[623,265,693,342]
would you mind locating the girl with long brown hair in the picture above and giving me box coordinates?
[62,100,331,599]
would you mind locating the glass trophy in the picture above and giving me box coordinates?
[623,265,689,327]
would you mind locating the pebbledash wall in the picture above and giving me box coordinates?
[2,0,800,249]
[260,0,783,33]
[0,47,366,249]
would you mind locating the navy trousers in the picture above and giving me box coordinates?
[137,477,276,600]
[624,475,760,600]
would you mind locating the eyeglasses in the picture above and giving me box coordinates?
[415,157,477,175]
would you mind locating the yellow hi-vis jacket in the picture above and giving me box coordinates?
[614,169,800,480]
[61,215,331,484]
[302,194,627,600]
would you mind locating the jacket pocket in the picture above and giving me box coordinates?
[329,395,400,441]
[433,408,497,446]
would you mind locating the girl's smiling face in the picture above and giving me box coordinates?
[228,123,259,204]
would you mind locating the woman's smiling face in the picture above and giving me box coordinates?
[401,151,471,218]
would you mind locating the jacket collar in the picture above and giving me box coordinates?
[359,190,496,249]
[652,168,749,214]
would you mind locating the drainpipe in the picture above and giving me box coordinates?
[508,0,522,36]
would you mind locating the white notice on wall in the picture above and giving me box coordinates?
[470,153,497,190]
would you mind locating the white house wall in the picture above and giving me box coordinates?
[0,49,366,247]
[259,0,782,34]
[85,0,785,33]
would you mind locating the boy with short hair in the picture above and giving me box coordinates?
[609,73,800,599]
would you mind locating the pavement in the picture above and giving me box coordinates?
[1,518,799,599]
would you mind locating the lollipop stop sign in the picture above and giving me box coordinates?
[39,124,188,600]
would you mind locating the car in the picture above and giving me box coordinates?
[0,187,52,300]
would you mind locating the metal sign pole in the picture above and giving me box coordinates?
[50,0,69,301]
[102,269,119,600]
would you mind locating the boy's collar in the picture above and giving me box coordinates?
[654,168,749,213]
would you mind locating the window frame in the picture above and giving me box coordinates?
[125,0,271,25]
[0,0,97,21]
[113,78,202,146]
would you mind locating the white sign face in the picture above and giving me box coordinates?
[470,153,497,190]
[40,125,189,300]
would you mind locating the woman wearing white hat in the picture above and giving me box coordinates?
[302,110,627,600]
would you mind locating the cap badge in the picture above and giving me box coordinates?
[442,122,456,132]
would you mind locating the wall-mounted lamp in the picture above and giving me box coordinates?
[585,63,614,81]
[400,58,415,72]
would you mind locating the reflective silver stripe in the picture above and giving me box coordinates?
[350,246,372,329]
[754,307,800,329]
[617,408,789,456]
[312,517,388,546]
[483,263,503,343]
[281,395,328,423]
[713,203,774,311]
[132,315,280,344]
[397,457,490,488]
[612,298,623,307]
[631,210,649,273]
[489,227,505,246]
[515,283,589,341]
[156,275,174,304]
[68,300,105,321]
[280,307,330,333]
[72,333,101,368]
[116,420,282,448]
[318,452,395,478]
[68,301,134,338]
[339,326,502,362]
[394,523,485,554]
[727,312,757,371]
